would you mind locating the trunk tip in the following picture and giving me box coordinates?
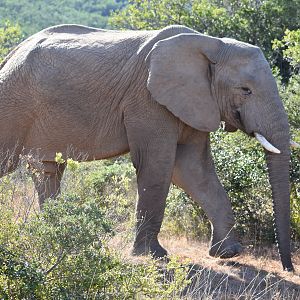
[283,266,294,272]
[282,260,294,272]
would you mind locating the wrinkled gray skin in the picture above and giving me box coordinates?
[0,24,293,271]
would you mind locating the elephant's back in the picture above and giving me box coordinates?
[42,24,108,35]
[0,24,196,78]
[0,24,151,76]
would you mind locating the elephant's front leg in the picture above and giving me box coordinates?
[129,133,177,258]
[172,135,242,258]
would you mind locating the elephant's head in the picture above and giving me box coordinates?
[146,32,297,271]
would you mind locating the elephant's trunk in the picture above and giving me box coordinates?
[245,92,294,271]
[266,151,294,271]
[261,100,294,271]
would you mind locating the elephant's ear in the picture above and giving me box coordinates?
[147,33,223,132]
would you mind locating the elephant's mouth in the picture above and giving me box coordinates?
[225,109,299,152]
[231,109,254,137]
[223,122,238,132]
[225,113,280,153]
[225,109,245,133]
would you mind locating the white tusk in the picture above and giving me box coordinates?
[254,133,281,154]
[290,140,300,148]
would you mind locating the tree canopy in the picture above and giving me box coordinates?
[0,0,127,36]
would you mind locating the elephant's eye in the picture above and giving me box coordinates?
[241,87,252,95]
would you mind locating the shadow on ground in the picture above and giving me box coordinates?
[110,234,300,299]
[172,260,300,299]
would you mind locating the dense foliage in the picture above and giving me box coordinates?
[0,0,127,35]
[0,21,22,63]
[0,160,190,299]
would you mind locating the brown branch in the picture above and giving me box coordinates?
[44,250,66,276]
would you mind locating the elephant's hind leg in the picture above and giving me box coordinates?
[32,161,66,208]
[172,140,242,259]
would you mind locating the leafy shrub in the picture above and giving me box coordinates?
[0,246,44,299]
[0,21,22,63]
[63,157,137,227]
[0,160,191,299]
[0,192,113,298]
[164,185,210,240]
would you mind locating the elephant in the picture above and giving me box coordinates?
[0,24,298,271]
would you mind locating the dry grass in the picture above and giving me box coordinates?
[164,237,300,298]
[110,232,300,299]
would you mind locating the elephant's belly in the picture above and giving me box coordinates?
[24,119,130,162]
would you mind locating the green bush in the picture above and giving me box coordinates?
[0,21,22,63]
[0,246,44,299]
[0,160,191,299]
[164,185,210,240]
[63,157,137,226]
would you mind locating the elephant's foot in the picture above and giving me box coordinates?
[132,238,168,258]
[209,239,243,259]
